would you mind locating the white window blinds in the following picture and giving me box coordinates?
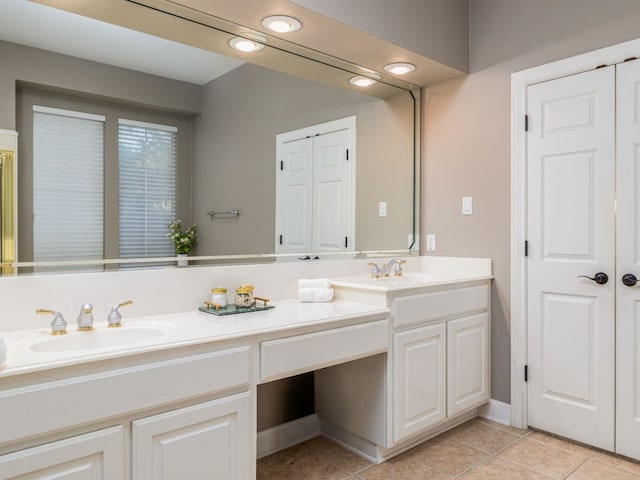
[118,119,177,259]
[33,106,105,264]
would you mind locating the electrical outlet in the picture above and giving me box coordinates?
[426,234,436,252]
[408,234,419,250]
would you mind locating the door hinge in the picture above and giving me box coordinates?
[345,236,348,248]
[525,114,529,132]
[280,160,283,171]
[279,235,283,245]
[524,365,528,382]
[346,149,349,161]
[525,240,528,257]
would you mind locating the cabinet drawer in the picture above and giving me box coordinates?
[260,320,388,382]
[392,284,489,328]
[0,346,251,447]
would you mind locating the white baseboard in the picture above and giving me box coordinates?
[478,399,511,426]
[257,414,321,459]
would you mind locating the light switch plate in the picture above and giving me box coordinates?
[462,196,473,215]
[426,234,436,252]
[379,201,387,217]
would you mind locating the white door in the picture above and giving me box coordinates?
[393,322,446,442]
[132,393,251,480]
[313,129,352,253]
[275,116,355,257]
[616,58,640,460]
[447,313,490,416]
[276,137,313,254]
[526,66,616,451]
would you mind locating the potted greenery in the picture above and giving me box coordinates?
[166,220,197,266]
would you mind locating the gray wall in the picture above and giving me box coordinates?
[192,63,414,256]
[0,40,201,131]
[291,0,469,72]
[423,0,640,403]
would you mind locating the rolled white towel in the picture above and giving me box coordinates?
[0,338,6,366]
[298,287,334,303]
[298,278,331,289]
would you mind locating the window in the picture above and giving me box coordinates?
[31,105,179,268]
[32,106,105,265]
[118,119,177,259]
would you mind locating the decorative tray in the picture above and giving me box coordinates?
[198,304,275,316]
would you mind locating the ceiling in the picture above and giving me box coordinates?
[0,0,244,85]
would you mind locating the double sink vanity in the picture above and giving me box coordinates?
[0,257,492,479]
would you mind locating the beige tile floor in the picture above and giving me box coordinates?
[257,418,640,480]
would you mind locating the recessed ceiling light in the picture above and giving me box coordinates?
[262,15,302,33]
[349,76,377,87]
[384,62,416,75]
[228,36,265,52]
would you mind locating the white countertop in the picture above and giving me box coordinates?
[0,299,389,378]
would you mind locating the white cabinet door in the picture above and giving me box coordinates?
[447,313,490,416]
[393,322,446,442]
[133,392,251,480]
[616,58,640,460]
[0,426,124,480]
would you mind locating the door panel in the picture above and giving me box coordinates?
[313,129,352,253]
[540,293,595,404]
[541,150,596,258]
[276,137,313,253]
[527,66,615,451]
[616,59,640,460]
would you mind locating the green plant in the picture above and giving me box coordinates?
[166,220,197,255]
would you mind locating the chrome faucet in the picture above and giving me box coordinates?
[382,258,406,277]
[107,300,133,328]
[368,258,406,278]
[36,309,67,335]
[76,303,94,331]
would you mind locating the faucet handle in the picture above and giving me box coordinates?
[393,259,407,276]
[107,300,133,328]
[36,308,67,335]
[368,262,383,278]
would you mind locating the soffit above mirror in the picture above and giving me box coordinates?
[29,0,465,92]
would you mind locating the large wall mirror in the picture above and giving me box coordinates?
[0,0,419,274]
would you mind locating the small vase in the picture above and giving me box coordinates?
[176,253,189,267]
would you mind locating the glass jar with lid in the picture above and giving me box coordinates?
[211,287,228,308]
[235,286,255,308]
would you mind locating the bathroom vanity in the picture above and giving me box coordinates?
[0,257,491,479]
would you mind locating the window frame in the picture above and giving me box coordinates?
[16,86,193,266]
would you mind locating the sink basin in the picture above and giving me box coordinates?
[30,326,165,352]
